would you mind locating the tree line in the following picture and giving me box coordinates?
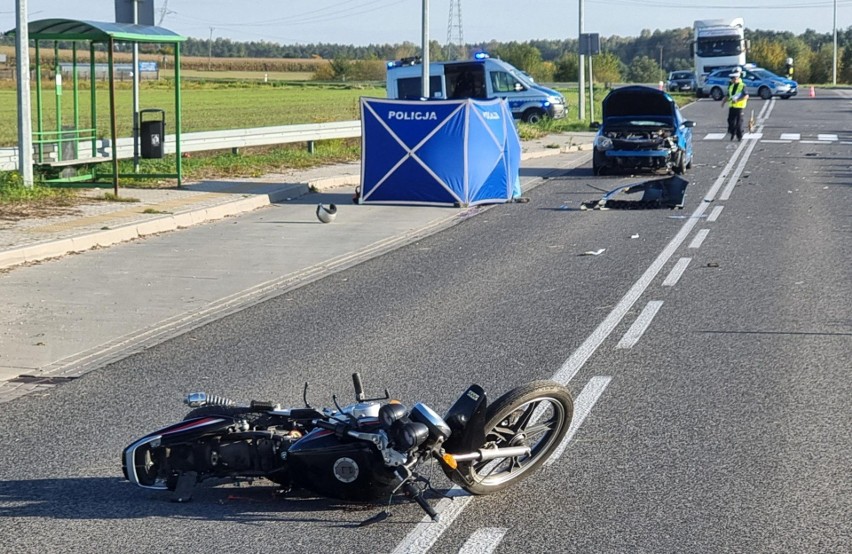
[172,26,852,84]
[2,25,849,83]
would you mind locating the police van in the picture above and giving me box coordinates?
[385,53,567,124]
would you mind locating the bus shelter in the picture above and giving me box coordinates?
[8,19,186,190]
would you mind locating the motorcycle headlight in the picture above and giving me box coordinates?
[409,402,451,442]
[396,422,429,450]
[378,402,408,430]
[594,135,613,150]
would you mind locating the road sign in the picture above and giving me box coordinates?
[579,33,600,56]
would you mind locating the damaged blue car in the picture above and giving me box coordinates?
[592,86,696,176]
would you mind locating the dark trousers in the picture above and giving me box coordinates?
[727,107,744,140]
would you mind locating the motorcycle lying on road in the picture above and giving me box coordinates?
[122,374,573,522]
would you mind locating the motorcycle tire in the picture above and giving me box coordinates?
[455,380,573,495]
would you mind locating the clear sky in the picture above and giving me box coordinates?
[3,0,848,46]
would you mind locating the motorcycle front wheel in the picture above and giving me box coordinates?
[456,380,573,495]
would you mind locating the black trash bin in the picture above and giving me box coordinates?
[139,109,165,159]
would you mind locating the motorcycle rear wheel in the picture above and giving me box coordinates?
[456,380,573,495]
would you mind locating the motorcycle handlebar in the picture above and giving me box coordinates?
[403,481,439,521]
[352,373,365,401]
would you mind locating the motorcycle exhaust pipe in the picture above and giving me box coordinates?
[449,446,531,463]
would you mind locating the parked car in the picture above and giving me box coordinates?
[592,86,695,176]
[666,70,697,92]
[702,65,798,100]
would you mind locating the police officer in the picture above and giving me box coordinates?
[722,67,748,142]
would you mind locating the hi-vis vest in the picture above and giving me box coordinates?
[728,81,748,108]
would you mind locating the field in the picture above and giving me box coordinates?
[0,81,385,146]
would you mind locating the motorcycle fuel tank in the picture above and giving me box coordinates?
[286,426,396,500]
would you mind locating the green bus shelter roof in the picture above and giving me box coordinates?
[7,19,186,43]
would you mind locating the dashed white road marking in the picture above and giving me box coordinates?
[688,229,711,249]
[616,301,664,349]
[663,258,692,287]
[780,133,800,140]
[458,528,507,554]
[761,139,792,144]
[392,99,773,553]
[818,134,839,141]
[546,376,612,465]
[707,206,724,222]
[742,133,763,140]
[704,133,727,140]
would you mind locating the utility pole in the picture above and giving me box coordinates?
[132,0,140,172]
[208,27,214,71]
[833,0,837,85]
[421,0,430,98]
[15,0,34,187]
[578,0,585,121]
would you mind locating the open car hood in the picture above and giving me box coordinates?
[602,86,678,120]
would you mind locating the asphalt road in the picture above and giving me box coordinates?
[0,91,849,553]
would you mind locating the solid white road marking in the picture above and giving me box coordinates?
[392,100,772,553]
[707,206,724,222]
[458,528,508,554]
[546,376,612,465]
[720,131,762,201]
[761,139,792,144]
[780,133,800,140]
[688,229,710,249]
[616,301,664,349]
[392,487,473,554]
[663,258,692,287]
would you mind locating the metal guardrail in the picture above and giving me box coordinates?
[0,120,362,171]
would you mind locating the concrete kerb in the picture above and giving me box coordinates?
[0,182,312,271]
[0,135,593,271]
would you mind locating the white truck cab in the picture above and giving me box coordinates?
[385,53,567,124]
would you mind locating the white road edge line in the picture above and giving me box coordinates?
[616,301,664,349]
[457,528,508,554]
[546,376,612,465]
[663,258,692,287]
[688,229,710,249]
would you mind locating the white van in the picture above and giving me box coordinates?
[385,54,567,124]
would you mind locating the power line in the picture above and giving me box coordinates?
[587,0,852,9]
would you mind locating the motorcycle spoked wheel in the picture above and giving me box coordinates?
[455,380,573,495]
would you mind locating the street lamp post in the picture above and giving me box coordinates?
[421,0,430,98]
[578,0,585,121]
[15,0,34,187]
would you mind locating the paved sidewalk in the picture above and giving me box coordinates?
[0,132,593,403]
